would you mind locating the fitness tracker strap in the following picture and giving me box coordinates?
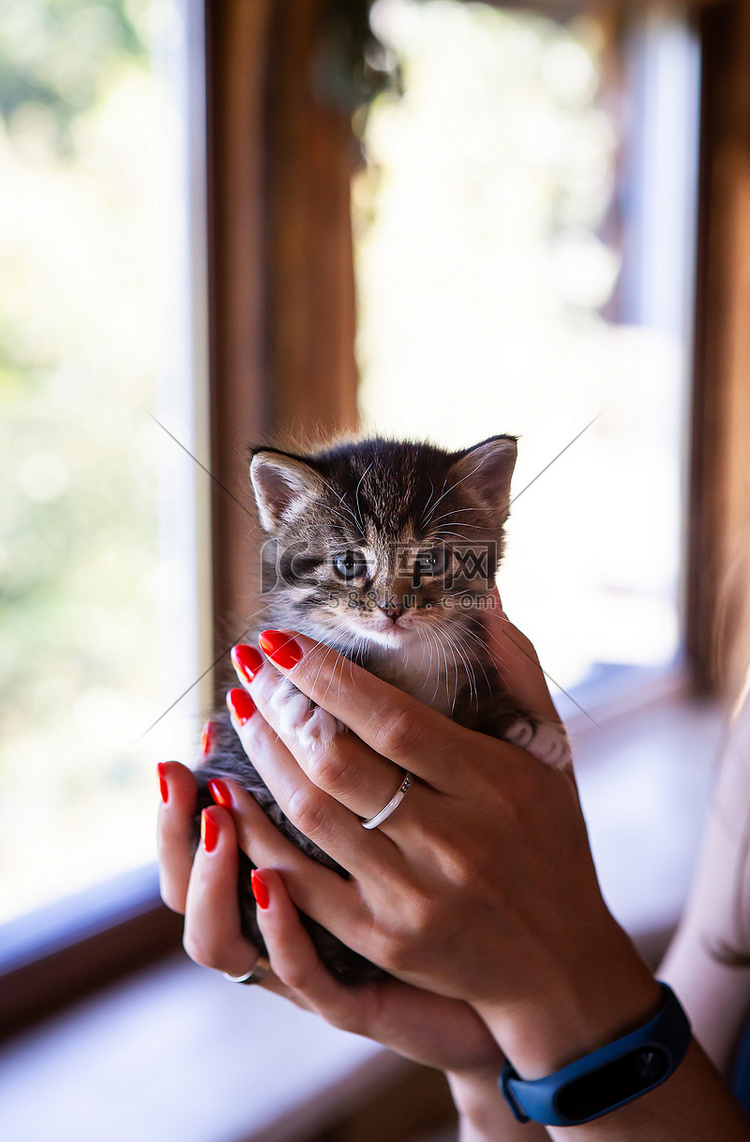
[500,982,691,1127]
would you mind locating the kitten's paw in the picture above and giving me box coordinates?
[298,706,346,751]
[269,678,345,750]
[505,719,535,749]
[527,721,572,768]
[505,719,572,767]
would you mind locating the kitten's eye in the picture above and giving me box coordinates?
[332,549,368,581]
[414,547,449,578]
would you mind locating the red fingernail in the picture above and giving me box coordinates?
[157,762,169,804]
[251,869,270,910]
[208,778,232,809]
[231,644,264,684]
[201,720,214,756]
[226,688,256,725]
[201,808,219,853]
[258,630,303,669]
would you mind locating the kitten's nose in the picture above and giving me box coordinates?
[378,602,404,622]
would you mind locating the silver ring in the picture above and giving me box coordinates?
[222,955,270,985]
[362,772,413,830]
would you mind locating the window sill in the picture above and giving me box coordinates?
[573,681,726,950]
[0,951,416,1142]
[0,690,727,1142]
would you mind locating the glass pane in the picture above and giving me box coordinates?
[0,0,206,925]
[354,0,700,714]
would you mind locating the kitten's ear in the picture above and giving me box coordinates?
[250,450,323,533]
[448,435,518,522]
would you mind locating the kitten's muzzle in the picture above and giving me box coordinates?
[378,601,404,621]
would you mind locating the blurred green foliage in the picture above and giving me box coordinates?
[0,0,146,155]
[0,0,154,705]
[0,0,174,918]
[316,0,401,112]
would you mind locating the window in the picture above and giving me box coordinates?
[4,0,750,1049]
[0,0,208,935]
[354,0,701,717]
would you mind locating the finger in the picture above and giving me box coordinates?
[483,592,562,724]
[255,972,317,1011]
[182,806,264,978]
[254,630,478,790]
[157,760,198,914]
[214,777,374,941]
[254,868,504,1073]
[220,780,391,967]
[226,688,401,876]
[243,656,426,827]
[251,867,364,1028]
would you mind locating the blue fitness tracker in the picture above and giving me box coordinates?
[500,982,691,1127]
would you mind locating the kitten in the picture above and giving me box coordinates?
[195,435,570,984]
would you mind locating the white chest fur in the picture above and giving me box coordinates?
[363,640,466,717]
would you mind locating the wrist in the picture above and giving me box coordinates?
[446,1069,517,1137]
[477,925,663,1080]
[500,982,692,1129]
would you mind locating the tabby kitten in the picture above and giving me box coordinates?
[196,435,570,984]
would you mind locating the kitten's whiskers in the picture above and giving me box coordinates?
[430,613,486,710]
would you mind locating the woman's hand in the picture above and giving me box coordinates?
[158,602,750,1141]
[157,759,507,1079]
[250,862,553,1141]
[224,606,661,1080]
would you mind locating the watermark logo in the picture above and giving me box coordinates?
[260,539,498,592]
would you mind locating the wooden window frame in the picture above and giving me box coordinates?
[687,0,750,698]
[206,0,358,672]
[3,0,750,1043]
[0,0,359,1043]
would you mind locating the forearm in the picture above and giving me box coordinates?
[450,980,750,1142]
[458,1026,750,1142]
[661,919,750,1074]
[447,1072,549,1142]
[472,920,750,1142]
[659,693,750,1072]
[545,1039,749,1142]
